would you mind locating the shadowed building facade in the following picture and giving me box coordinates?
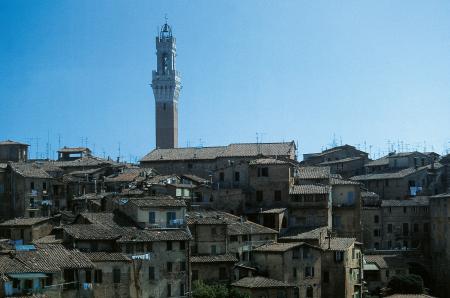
[152,20,181,149]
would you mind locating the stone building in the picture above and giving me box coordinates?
[187,211,278,263]
[279,228,362,298]
[0,217,54,244]
[429,192,450,298]
[0,140,29,162]
[330,176,362,240]
[0,243,94,298]
[353,152,445,200]
[363,253,410,295]
[252,242,322,298]
[319,238,362,298]
[57,147,92,161]
[114,196,187,229]
[361,197,430,251]
[140,141,297,178]
[302,145,369,178]
[61,211,192,298]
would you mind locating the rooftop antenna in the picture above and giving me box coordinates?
[46,130,50,160]
[118,142,121,162]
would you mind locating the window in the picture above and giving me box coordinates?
[386,270,390,278]
[304,266,314,278]
[148,212,155,224]
[424,223,430,233]
[374,215,379,224]
[323,271,329,283]
[30,182,35,190]
[403,207,407,214]
[387,224,393,233]
[167,262,173,272]
[388,240,392,248]
[274,190,282,201]
[261,167,269,177]
[180,283,185,297]
[293,268,297,278]
[94,270,102,283]
[413,223,419,233]
[167,284,172,297]
[192,270,199,281]
[374,229,380,237]
[374,242,380,250]
[256,190,263,202]
[85,270,92,283]
[292,249,299,259]
[211,245,217,255]
[385,180,389,186]
[335,251,344,262]
[167,241,172,251]
[211,227,217,235]
[234,171,240,182]
[403,223,409,236]
[43,182,47,190]
[180,261,186,272]
[230,235,238,242]
[306,286,313,298]
[149,267,155,280]
[219,172,224,181]
[166,212,176,226]
[219,267,227,280]
[46,273,53,286]
[113,268,121,283]
[146,243,153,252]
[302,247,310,259]
[180,241,185,250]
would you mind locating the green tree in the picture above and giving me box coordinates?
[386,274,424,295]
[192,280,250,298]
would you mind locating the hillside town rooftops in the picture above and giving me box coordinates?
[249,157,289,165]
[141,142,296,162]
[295,166,330,179]
[279,226,328,241]
[253,242,303,252]
[321,237,358,251]
[0,140,29,146]
[319,156,363,165]
[126,196,186,208]
[289,184,330,195]
[187,211,277,235]
[351,163,442,181]
[117,228,192,242]
[232,276,293,288]
[85,252,131,262]
[364,254,407,269]
[0,217,51,227]
[381,197,429,207]
[190,253,238,263]
[9,162,54,179]
[62,224,121,240]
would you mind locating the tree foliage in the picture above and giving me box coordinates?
[192,280,249,298]
[386,274,425,295]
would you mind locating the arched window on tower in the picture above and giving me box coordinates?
[162,54,169,74]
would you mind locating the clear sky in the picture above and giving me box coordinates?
[1,1,450,162]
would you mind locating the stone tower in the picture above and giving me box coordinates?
[152,20,181,149]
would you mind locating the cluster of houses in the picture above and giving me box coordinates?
[0,139,449,298]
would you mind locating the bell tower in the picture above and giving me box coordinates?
[152,19,181,149]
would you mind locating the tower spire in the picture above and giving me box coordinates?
[151,19,181,149]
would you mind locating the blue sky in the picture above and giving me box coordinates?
[1,1,450,162]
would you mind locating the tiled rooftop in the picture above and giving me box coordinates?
[141,142,295,162]
[190,253,238,263]
[232,276,292,288]
[289,184,330,195]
